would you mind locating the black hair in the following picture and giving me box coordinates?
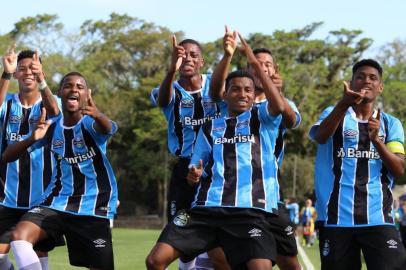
[352,59,383,77]
[59,71,88,90]
[253,48,273,57]
[179,39,203,52]
[17,50,42,63]
[225,70,255,92]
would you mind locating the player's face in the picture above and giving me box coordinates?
[59,75,88,113]
[179,43,204,77]
[14,58,38,92]
[351,66,383,103]
[224,77,255,117]
[248,53,275,90]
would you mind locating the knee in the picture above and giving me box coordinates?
[11,228,26,242]
[145,253,165,270]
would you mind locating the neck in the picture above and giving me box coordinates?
[178,74,203,91]
[352,102,375,120]
[18,91,41,107]
[63,111,83,127]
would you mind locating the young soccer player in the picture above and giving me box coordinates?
[0,46,60,270]
[146,34,285,270]
[309,59,406,270]
[3,72,118,270]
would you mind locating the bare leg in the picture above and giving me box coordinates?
[146,242,181,270]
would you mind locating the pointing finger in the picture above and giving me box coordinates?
[87,89,95,106]
[40,107,47,122]
[198,160,203,170]
[225,25,229,34]
[376,108,381,120]
[343,81,350,93]
[8,44,16,54]
[172,35,177,48]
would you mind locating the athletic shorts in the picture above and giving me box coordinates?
[20,206,114,270]
[320,225,406,270]
[167,157,197,221]
[0,205,64,252]
[266,203,298,256]
[158,207,277,268]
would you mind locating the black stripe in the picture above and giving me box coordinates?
[221,118,237,206]
[381,117,393,223]
[17,107,31,207]
[196,122,213,205]
[173,89,184,156]
[81,124,112,217]
[353,123,369,224]
[64,128,85,213]
[274,127,284,161]
[191,92,203,132]
[327,122,343,225]
[0,99,13,202]
[250,109,265,209]
[43,153,62,206]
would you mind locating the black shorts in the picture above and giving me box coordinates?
[321,225,406,270]
[0,205,64,252]
[167,158,198,221]
[158,207,277,268]
[266,203,298,257]
[20,206,114,270]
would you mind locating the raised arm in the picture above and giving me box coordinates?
[0,45,17,104]
[2,108,51,162]
[157,36,185,107]
[31,51,60,116]
[314,81,365,144]
[209,26,237,101]
[238,34,284,115]
[81,89,112,134]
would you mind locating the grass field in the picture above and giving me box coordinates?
[9,228,366,269]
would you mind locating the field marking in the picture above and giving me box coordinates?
[296,238,315,270]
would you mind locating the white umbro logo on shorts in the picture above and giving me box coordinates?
[93,239,106,248]
[248,228,262,237]
[387,239,398,249]
[28,207,42,214]
[284,226,293,235]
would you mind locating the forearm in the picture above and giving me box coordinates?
[40,86,60,116]
[2,136,36,162]
[373,140,405,178]
[157,69,176,107]
[315,101,349,144]
[93,113,113,134]
[210,54,232,101]
[0,77,11,104]
[281,97,297,128]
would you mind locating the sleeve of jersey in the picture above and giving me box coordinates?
[286,98,301,129]
[386,117,405,155]
[0,93,13,119]
[149,86,175,109]
[189,124,212,177]
[87,116,118,144]
[258,100,282,128]
[308,106,335,141]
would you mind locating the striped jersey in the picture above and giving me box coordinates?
[190,102,282,214]
[0,93,54,209]
[150,74,227,158]
[32,115,118,219]
[310,106,404,227]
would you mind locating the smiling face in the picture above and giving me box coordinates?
[178,42,204,77]
[14,57,38,93]
[59,75,88,114]
[350,65,383,103]
[224,76,255,117]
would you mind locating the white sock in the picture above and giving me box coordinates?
[179,258,196,270]
[10,241,41,270]
[0,254,15,270]
[39,257,48,270]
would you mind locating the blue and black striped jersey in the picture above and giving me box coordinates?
[0,93,54,209]
[190,103,282,214]
[310,106,404,226]
[150,74,227,158]
[33,115,118,219]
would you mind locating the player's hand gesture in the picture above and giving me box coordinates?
[2,44,17,74]
[224,25,237,57]
[271,65,283,92]
[170,35,185,73]
[31,51,45,83]
[187,160,203,186]
[81,89,101,119]
[32,108,51,141]
[237,33,256,66]
[341,81,365,106]
[368,108,381,143]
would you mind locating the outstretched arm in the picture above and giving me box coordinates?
[81,89,112,134]
[0,44,17,104]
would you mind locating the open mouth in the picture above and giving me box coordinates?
[67,94,79,106]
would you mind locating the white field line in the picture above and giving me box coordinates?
[296,238,315,270]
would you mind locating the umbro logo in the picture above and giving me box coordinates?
[387,239,398,249]
[284,226,294,235]
[93,239,106,248]
[248,228,262,237]
[344,129,358,137]
[28,207,42,214]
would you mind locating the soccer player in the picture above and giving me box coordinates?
[150,36,226,269]
[146,34,285,270]
[3,72,118,270]
[0,46,60,270]
[209,27,301,270]
[309,59,406,270]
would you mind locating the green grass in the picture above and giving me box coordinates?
[8,228,369,269]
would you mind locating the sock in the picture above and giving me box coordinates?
[10,241,42,270]
[179,258,196,270]
[0,254,15,270]
[39,257,48,270]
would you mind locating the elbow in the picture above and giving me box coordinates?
[314,134,327,145]
[392,165,405,179]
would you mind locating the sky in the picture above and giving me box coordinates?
[2,0,406,56]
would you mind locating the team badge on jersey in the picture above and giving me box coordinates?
[73,137,85,148]
[173,210,189,227]
[9,115,21,124]
[53,140,64,149]
[322,239,330,256]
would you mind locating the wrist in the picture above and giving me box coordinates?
[1,71,12,80]
[38,80,48,91]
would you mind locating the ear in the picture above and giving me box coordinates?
[200,57,205,67]
[378,82,384,93]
